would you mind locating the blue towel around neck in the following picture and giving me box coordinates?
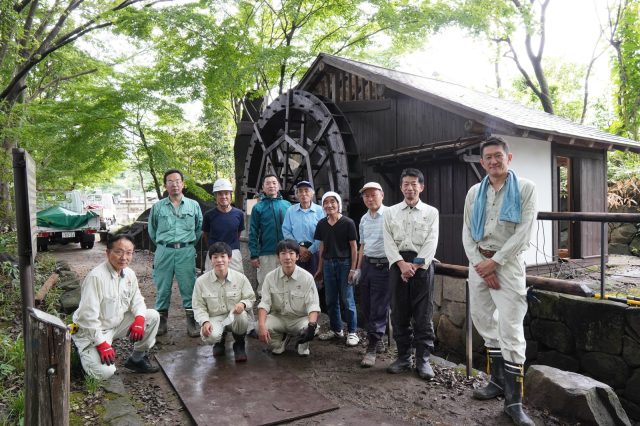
[470,169,522,242]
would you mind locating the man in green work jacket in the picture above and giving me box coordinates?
[148,169,203,337]
[249,174,291,297]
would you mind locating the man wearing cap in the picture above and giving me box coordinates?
[282,181,324,276]
[383,168,439,380]
[354,182,390,368]
[202,178,245,274]
[148,169,203,337]
[249,174,291,296]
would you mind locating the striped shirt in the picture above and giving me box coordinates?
[359,205,387,258]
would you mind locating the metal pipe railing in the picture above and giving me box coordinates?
[536,211,640,299]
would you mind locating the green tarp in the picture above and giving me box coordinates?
[36,206,97,230]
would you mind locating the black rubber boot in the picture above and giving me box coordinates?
[503,361,535,426]
[387,343,412,374]
[185,309,199,338]
[232,333,247,363]
[415,346,435,381]
[157,310,168,336]
[213,333,226,357]
[473,347,505,400]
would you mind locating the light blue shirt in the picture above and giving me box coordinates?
[359,205,387,258]
[282,203,324,254]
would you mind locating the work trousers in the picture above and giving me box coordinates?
[298,252,318,277]
[266,314,309,351]
[153,244,196,311]
[256,255,279,296]
[389,262,435,354]
[200,311,249,345]
[360,260,391,342]
[468,254,528,364]
[204,249,244,274]
[73,309,160,380]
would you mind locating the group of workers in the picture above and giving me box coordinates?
[70,136,537,426]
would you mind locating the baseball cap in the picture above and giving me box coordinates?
[295,180,313,189]
[359,182,383,193]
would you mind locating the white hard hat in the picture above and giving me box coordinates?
[213,178,233,193]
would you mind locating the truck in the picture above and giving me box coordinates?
[85,192,117,230]
[36,190,100,251]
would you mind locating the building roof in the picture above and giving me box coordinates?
[298,54,640,153]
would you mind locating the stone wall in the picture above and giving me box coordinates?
[608,206,640,256]
[432,275,640,420]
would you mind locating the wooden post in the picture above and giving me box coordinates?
[26,308,70,425]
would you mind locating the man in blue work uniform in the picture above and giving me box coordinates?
[148,169,203,337]
[249,174,291,296]
[282,180,324,275]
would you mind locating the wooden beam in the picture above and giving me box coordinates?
[35,272,59,303]
[330,73,337,103]
[434,263,593,297]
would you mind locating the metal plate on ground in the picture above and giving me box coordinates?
[156,345,338,426]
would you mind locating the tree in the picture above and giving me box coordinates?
[139,0,477,126]
[0,0,174,227]
[606,0,640,140]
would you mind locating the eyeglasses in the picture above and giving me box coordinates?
[166,179,183,186]
[111,249,134,257]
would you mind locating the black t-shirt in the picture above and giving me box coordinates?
[314,215,357,259]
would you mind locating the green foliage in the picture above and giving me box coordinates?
[0,232,15,257]
[84,376,103,395]
[510,59,587,122]
[609,0,640,140]
[607,151,640,208]
[0,334,24,425]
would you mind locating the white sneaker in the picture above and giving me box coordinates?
[346,333,360,347]
[271,335,290,355]
[318,330,344,341]
[297,342,310,357]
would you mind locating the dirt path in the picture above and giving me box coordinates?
[53,242,570,426]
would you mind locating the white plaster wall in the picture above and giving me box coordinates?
[496,134,554,266]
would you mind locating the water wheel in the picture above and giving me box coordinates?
[241,90,363,212]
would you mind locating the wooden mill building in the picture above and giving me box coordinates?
[235,53,640,267]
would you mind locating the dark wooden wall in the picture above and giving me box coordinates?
[396,96,470,148]
[334,92,482,265]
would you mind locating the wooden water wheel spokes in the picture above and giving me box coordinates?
[242,89,362,210]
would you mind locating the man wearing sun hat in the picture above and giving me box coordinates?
[282,180,324,276]
[353,182,390,368]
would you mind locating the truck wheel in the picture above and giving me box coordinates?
[81,242,94,250]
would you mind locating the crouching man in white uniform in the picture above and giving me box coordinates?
[192,242,256,362]
[72,235,160,380]
[258,240,320,356]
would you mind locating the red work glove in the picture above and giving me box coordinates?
[96,341,116,365]
[128,315,145,342]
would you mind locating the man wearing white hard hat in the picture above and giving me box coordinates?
[202,178,245,274]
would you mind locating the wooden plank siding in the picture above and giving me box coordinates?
[395,95,470,148]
